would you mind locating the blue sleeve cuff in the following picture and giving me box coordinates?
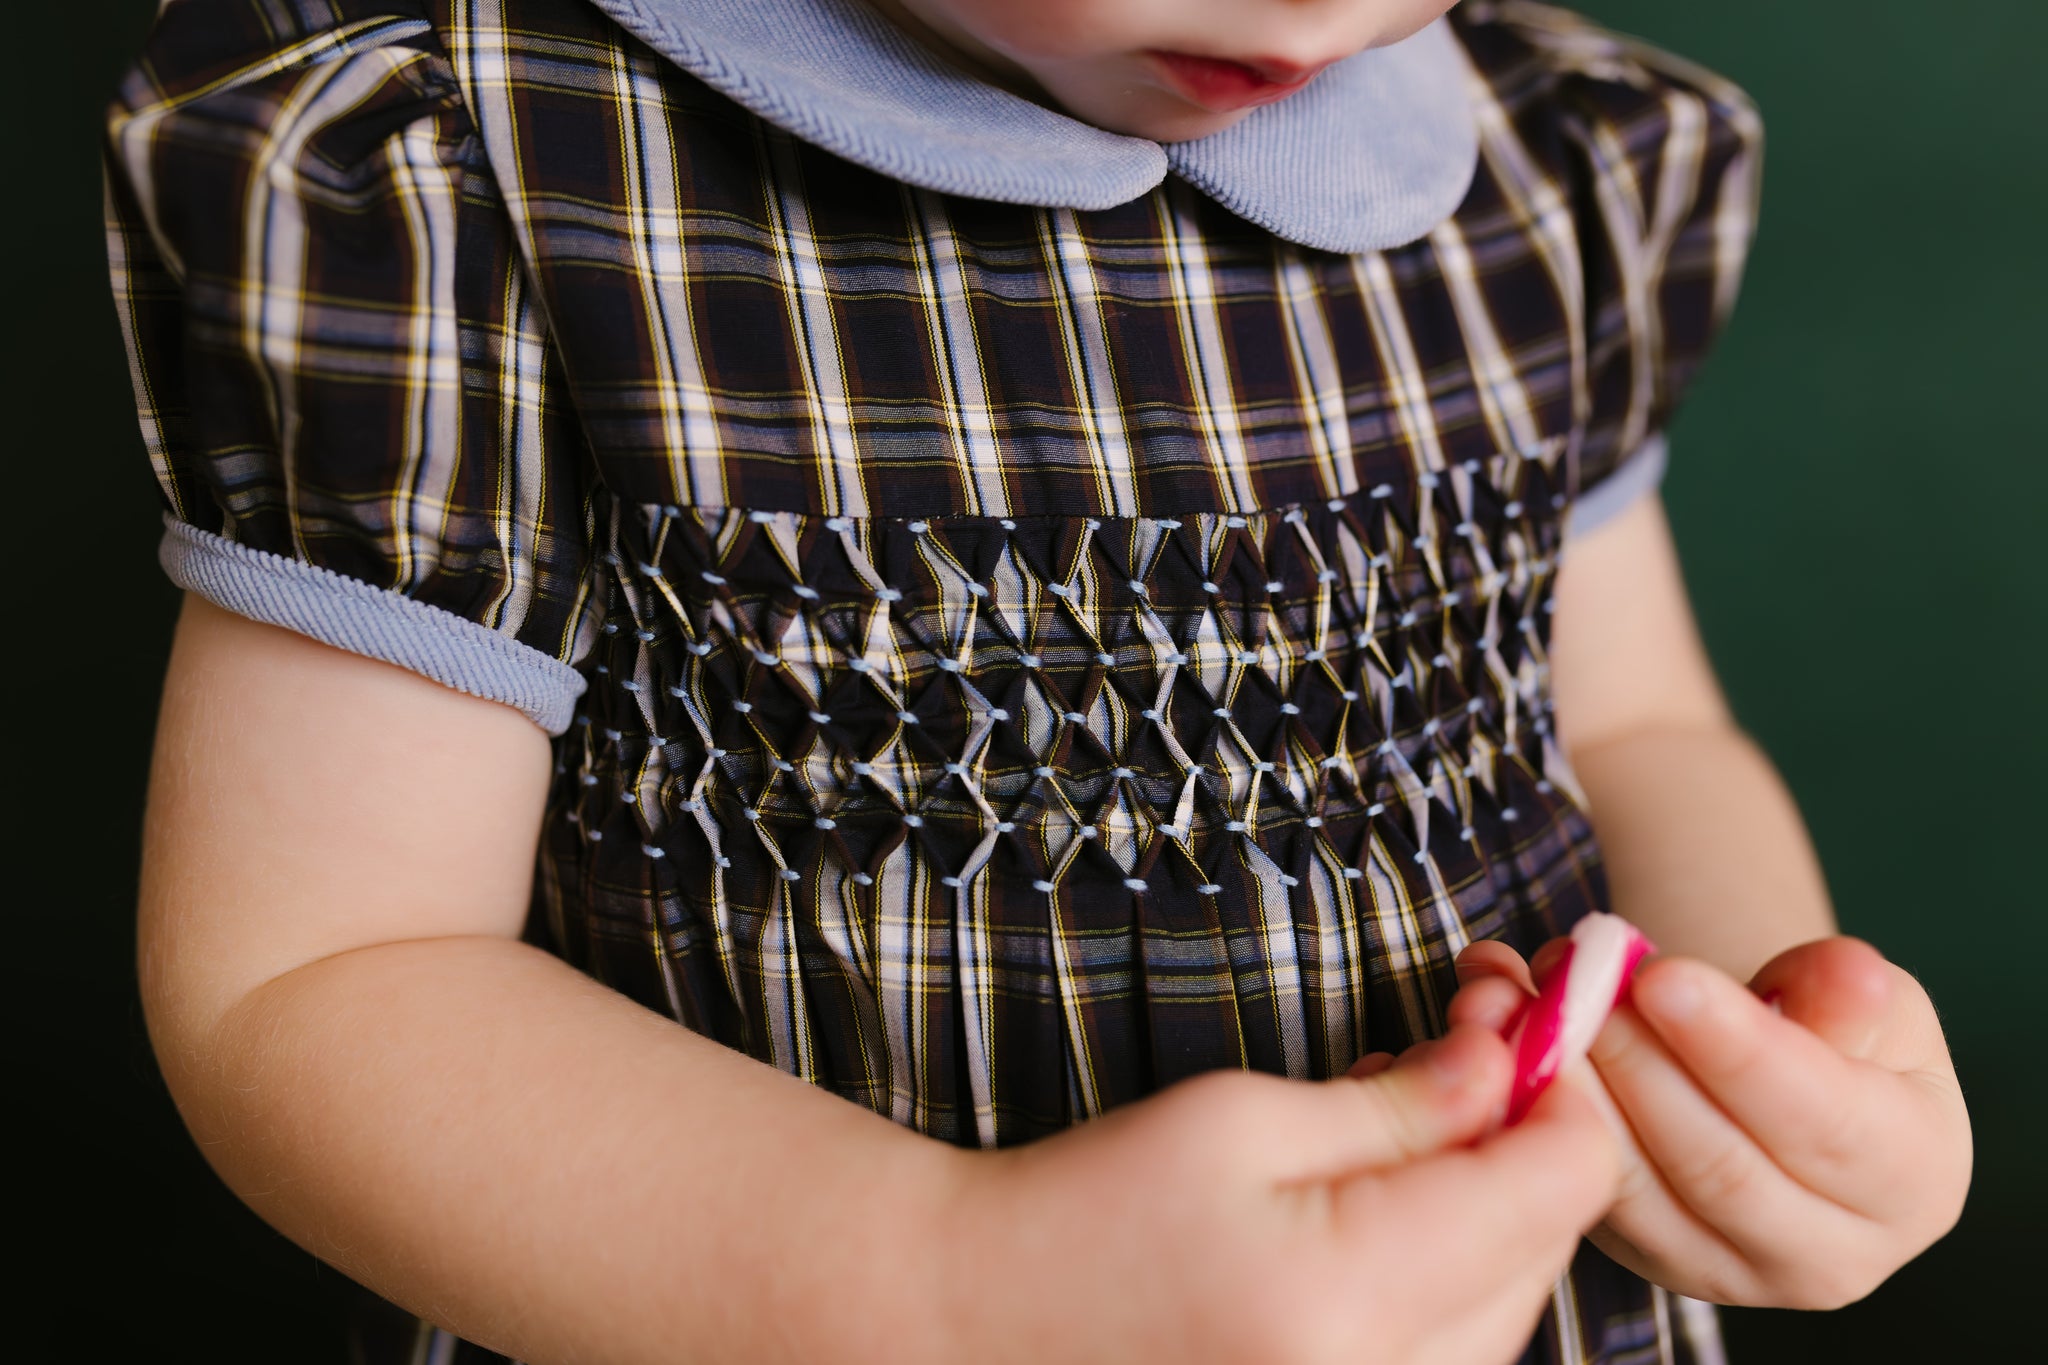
[1566,433,1668,540]
[158,515,588,735]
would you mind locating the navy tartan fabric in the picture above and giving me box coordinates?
[106,2,1759,1361]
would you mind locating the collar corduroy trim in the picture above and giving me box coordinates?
[584,0,1480,253]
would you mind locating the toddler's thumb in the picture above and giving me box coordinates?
[1749,937,1892,1060]
[1285,1024,1513,1181]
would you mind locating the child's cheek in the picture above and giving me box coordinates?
[1373,0,1466,48]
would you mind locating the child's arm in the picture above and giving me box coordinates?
[1452,493,1970,1310]
[1548,491,1835,976]
[142,600,952,1363]
[144,594,1624,1365]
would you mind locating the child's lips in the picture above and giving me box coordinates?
[1142,50,1330,113]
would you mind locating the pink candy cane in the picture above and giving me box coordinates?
[1503,912,1656,1125]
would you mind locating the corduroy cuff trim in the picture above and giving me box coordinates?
[158,515,587,735]
[1567,433,1669,540]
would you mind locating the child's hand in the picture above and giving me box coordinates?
[931,1022,1620,1365]
[1449,935,1971,1309]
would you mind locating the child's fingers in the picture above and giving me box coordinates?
[1332,1081,1621,1313]
[1591,982,1897,1233]
[1445,973,1528,1033]
[1449,939,1539,1033]
[1586,1214,1766,1310]
[1746,937,1948,1075]
[1573,1061,1787,1305]
[1747,938,1890,1058]
[1450,935,1573,994]
[1529,936,1573,983]
[1625,956,1943,1220]
[1589,978,1908,1236]
[1454,938,1536,992]
[1252,1024,1512,1182]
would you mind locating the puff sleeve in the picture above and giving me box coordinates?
[1504,5,1765,535]
[104,0,602,733]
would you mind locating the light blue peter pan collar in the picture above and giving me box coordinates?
[585,0,1479,253]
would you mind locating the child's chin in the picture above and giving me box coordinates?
[1044,85,1258,144]
[1143,107,1259,143]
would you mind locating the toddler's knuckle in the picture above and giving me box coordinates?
[1672,1139,1761,1211]
[1590,1018,1654,1080]
[1692,1262,1758,1308]
[1346,1074,1433,1159]
[1803,1099,1867,1173]
[1610,1149,1662,1211]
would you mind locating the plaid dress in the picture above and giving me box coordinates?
[105,1,1759,1360]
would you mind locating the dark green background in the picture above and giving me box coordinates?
[21,0,2041,1356]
